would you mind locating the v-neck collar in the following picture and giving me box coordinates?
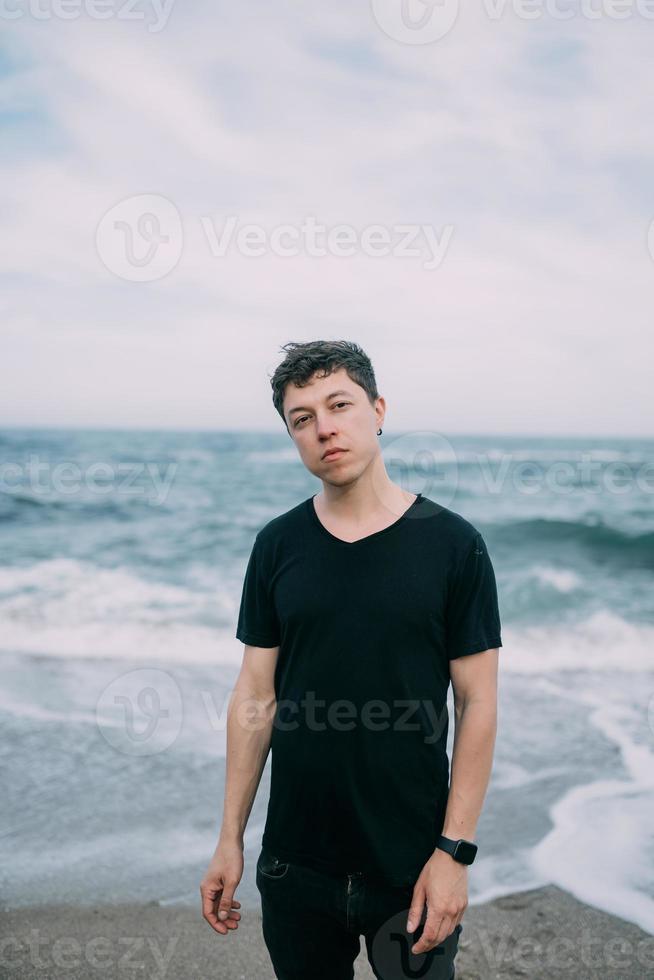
[307,492,423,547]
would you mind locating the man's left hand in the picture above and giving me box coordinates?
[406,847,468,955]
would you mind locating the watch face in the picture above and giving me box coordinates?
[454,840,477,864]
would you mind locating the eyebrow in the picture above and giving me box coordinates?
[288,390,353,417]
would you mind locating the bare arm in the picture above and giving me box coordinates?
[442,646,499,840]
[200,643,279,935]
[219,643,280,846]
[408,647,499,954]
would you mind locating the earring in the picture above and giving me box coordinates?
[377,428,383,436]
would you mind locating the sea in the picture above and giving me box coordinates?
[0,427,652,934]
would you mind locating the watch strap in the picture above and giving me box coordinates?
[436,834,477,865]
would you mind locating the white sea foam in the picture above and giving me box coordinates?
[0,559,243,665]
[0,691,109,726]
[499,613,654,673]
[1,560,652,673]
[530,678,654,934]
[531,564,582,593]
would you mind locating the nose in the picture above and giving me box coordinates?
[315,415,338,439]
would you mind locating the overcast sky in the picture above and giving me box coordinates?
[1,1,652,436]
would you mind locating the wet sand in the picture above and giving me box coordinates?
[2,883,652,979]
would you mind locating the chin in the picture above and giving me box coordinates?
[326,470,359,488]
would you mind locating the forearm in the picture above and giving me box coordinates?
[218,683,276,848]
[441,697,497,842]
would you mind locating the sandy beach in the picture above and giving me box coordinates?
[2,884,652,979]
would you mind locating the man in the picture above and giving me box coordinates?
[201,340,502,980]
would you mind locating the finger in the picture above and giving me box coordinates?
[411,920,456,954]
[411,909,446,955]
[208,909,240,932]
[201,884,242,935]
[436,919,456,949]
[201,887,222,925]
[203,907,228,935]
[406,890,425,935]
[218,888,236,922]
[206,908,231,935]
[218,906,241,931]
[201,886,232,934]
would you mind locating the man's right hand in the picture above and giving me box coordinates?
[200,840,244,935]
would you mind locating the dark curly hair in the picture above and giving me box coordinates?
[270,340,380,432]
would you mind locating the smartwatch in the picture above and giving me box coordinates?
[436,834,478,865]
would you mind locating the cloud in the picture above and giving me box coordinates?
[0,1,652,433]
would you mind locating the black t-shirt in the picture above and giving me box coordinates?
[235,492,502,886]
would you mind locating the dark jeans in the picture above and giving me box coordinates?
[256,844,463,980]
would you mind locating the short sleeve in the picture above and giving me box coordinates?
[446,532,502,660]
[235,534,281,648]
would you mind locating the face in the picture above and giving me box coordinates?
[284,367,384,484]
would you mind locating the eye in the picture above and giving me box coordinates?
[294,402,351,428]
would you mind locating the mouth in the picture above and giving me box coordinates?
[323,449,347,461]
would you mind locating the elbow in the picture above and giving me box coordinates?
[454,692,497,723]
[233,681,277,722]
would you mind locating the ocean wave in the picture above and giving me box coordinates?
[0,556,650,671]
[0,559,241,664]
[497,518,654,570]
[499,611,654,673]
[0,491,170,524]
[529,564,582,593]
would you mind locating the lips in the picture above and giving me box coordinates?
[323,449,346,460]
